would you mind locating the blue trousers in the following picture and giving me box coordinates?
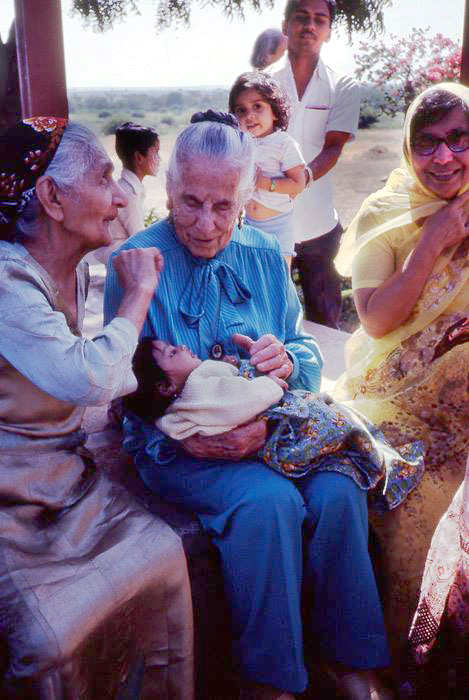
[139,455,390,693]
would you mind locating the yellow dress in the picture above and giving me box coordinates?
[334,82,469,666]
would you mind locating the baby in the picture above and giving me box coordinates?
[124,338,426,512]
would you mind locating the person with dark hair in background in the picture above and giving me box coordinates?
[274,0,360,327]
[102,121,160,261]
[250,28,287,71]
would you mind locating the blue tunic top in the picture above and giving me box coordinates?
[104,218,323,462]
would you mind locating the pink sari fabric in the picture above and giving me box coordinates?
[409,455,469,661]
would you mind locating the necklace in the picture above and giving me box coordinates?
[209,341,224,360]
[208,272,224,360]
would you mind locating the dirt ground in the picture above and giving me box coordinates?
[332,124,403,228]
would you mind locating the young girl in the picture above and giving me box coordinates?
[228,71,306,267]
[124,337,425,512]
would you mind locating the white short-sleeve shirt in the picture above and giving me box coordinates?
[110,168,146,242]
[252,130,305,213]
[274,57,360,242]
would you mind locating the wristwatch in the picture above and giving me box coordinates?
[269,178,276,192]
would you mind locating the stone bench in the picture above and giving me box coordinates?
[83,321,350,699]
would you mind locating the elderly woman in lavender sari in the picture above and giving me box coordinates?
[0,118,193,699]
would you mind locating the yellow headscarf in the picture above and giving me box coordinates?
[334,82,469,387]
[335,82,469,277]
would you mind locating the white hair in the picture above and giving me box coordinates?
[166,119,256,207]
[16,122,108,240]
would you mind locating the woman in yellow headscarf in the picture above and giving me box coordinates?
[334,82,469,666]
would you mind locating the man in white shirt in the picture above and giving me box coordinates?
[112,167,146,240]
[275,0,360,328]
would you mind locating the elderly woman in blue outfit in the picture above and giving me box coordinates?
[104,111,392,700]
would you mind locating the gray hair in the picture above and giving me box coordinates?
[16,122,107,240]
[166,119,256,207]
[250,28,285,70]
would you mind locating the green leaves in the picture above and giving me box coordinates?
[71,0,140,32]
[354,27,462,117]
[71,0,392,35]
[334,0,392,38]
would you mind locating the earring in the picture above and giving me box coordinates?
[237,211,244,230]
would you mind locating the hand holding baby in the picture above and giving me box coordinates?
[232,333,292,389]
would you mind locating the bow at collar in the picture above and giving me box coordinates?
[179,259,251,328]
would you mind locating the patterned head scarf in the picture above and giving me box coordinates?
[0,116,68,238]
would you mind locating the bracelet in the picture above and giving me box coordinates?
[305,165,314,187]
[269,178,276,192]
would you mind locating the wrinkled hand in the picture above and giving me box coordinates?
[181,420,267,460]
[268,374,289,390]
[422,189,469,254]
[114,247,164,295]
[232,332,293,382]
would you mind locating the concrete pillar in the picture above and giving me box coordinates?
[14,0,68,118]
[0,21,21,127]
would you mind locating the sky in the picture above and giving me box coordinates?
[0,0,466,88]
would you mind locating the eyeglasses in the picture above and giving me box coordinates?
[412,129,469,156]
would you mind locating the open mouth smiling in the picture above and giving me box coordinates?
[428,170,461,182]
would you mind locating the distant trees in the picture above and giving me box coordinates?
[355,27,462,116]
[73,89,228,135]
[68,86,231,136]
[165,91,183,108]
[68,87,229,114]
[71,0,392,35]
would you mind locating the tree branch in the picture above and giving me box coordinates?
[71,0,392,36]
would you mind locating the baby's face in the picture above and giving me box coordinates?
[151,340,202,389]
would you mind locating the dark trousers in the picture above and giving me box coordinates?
[293,222,344,328]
